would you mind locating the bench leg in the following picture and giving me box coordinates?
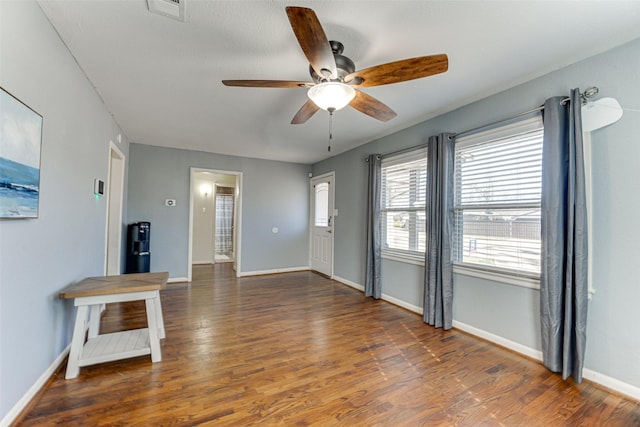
[66,305,89,379]
[155,294,165,339]
[88,304,101,338]
[145,297,162,362]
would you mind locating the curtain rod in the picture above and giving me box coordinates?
[449,104,545,139]
[364,142,429,162]
[365,87,598,161]
[451,87,598,139]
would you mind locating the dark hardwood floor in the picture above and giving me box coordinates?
[15,264,640,426]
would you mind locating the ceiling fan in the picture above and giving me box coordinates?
[222,6,448,124]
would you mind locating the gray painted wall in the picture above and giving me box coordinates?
[313,38,640,391]
[127,144,310,277]
[0,1,130,419]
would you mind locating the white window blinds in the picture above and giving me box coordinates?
[381,149,428,256]
[454,116,543,276]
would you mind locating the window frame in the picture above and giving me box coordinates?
[453,116,544,287]
[380,148,428,265]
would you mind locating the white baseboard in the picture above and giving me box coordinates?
[332,276,423,315]
[583,367,640,401]
[452,320,544,361]
[167,277,188,283]
[381,293,423,315]
[0,345,70,427]
[239,266,309,277]
[453,320,640,401]
[332,275,364,291]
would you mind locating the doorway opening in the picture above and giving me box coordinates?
[105,142,125,275]
[188,168,242,281]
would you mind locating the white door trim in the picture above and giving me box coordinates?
[309,171,335,277]
[188,168,243,281]
[104,141,125,275]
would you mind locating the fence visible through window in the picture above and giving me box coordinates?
[455,211,541,273]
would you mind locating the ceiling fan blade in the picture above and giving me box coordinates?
[291,99,320,124]
[346,54,448,88]
[286,6,337,80]
[349,91,397,122]
[222,80,312,88]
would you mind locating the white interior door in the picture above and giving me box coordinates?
[310,172,334,277]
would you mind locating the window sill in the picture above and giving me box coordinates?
[382,250,425,267]
[453,263,540,290]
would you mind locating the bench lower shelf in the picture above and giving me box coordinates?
[79,328,151,367]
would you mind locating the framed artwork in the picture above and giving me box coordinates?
[0,87,43,219]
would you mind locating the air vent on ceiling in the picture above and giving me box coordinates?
[147,0,186,22]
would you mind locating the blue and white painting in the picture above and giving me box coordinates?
[0,87,43,219]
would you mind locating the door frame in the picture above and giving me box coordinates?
[309,171,335,277]
[104,141,125,275]
[188,167,243,281]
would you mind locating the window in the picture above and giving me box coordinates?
[314,182,329,226]
[381,148,428,262]
[453,116,543,280]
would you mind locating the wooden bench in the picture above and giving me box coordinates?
[59,272,168,379]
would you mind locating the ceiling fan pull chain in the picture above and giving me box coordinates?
[328,110,333,152]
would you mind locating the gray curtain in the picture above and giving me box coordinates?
[423,133,455,329]
[540,89,588,383]
[365,154,382,299]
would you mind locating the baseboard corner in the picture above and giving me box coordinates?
[0,345,70,427]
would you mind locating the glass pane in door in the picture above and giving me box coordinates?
[314,182,329,226]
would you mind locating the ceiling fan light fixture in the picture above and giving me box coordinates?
[307,82,356,112]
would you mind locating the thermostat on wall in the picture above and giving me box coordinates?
[94,179,104,196]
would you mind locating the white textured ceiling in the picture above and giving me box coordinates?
[38,1,640,164]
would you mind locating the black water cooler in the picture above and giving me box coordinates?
[126,222,150,273]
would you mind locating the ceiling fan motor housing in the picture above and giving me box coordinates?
[309,41,356,83]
